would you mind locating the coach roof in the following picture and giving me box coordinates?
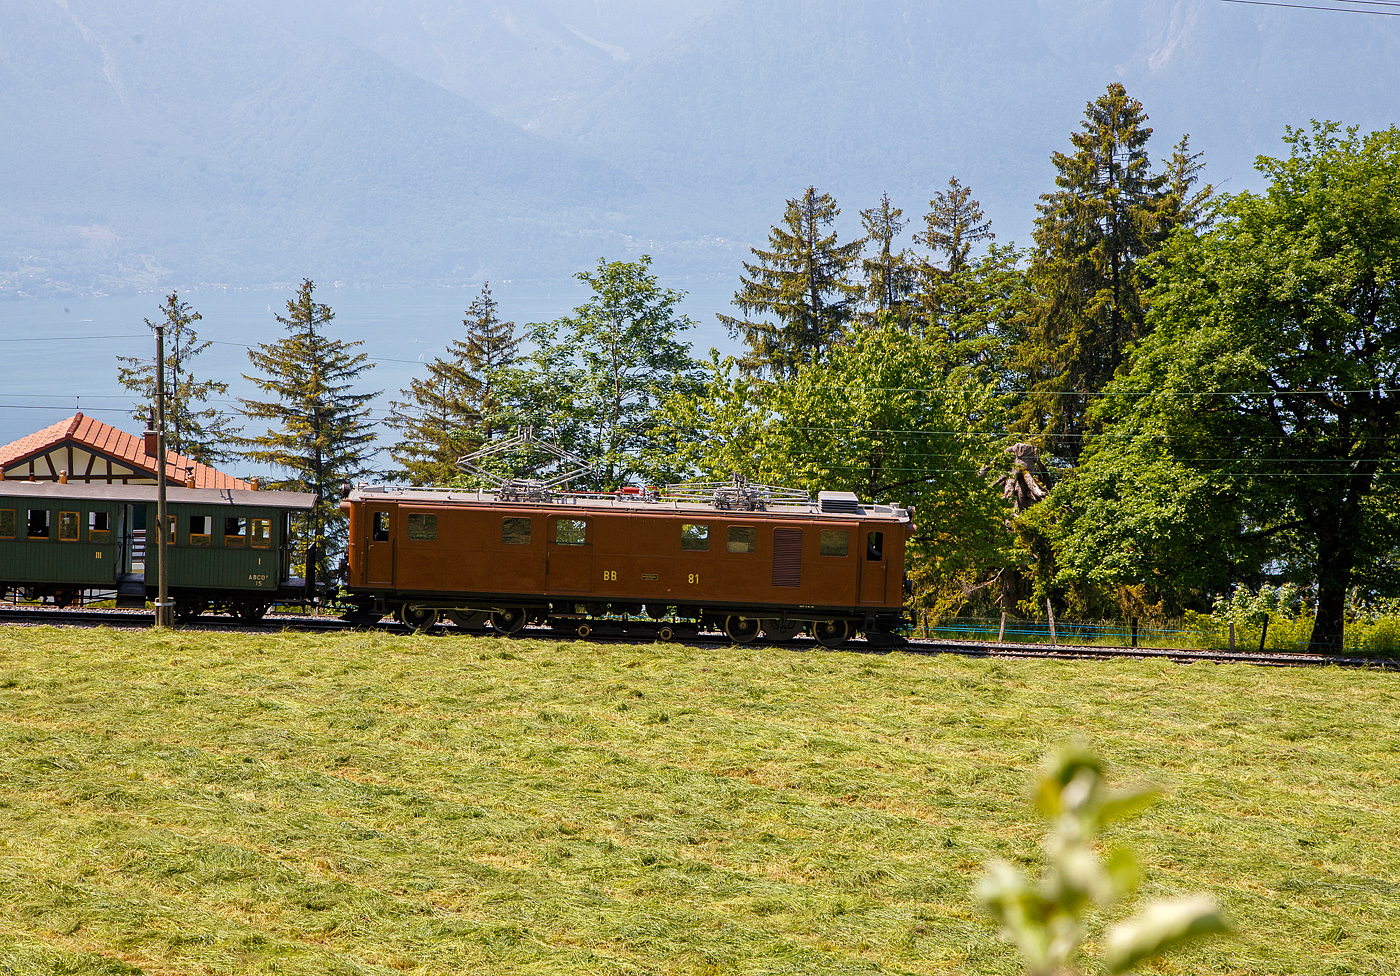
[0,481,315,510]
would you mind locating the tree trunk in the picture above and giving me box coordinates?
[1308,524,1353,655]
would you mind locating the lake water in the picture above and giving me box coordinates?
[0,278,739,474]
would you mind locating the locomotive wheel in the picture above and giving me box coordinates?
[446,610,490,631]
[645,604,671,620]
[760,618,803,642]
[813,619,850,648]
[491,607,526,636]
[723,615,760,644]
[657,625,675,642]
[402,605,439,630]
[575,622,592,639]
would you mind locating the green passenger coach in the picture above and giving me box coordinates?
[0,482,315,620]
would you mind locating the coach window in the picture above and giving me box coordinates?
[372,511,390,541]
[250,519,272,549]
[89,511,111,543]
[681,523,710,551]
[820,530,849,557]
[58,511,80,542]
[0,509,15,539]
[555,518,587,546]
[224,517,247,547]
[407,513,438,541]
[27,509,49,539]
[188,515,212,546]
[726,526,756,553]
[866,531,884,561]
[502,517,532,545]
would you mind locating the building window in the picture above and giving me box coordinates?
[250,519,272,549]
[726,526,756,553]
[58,512,80,542]
[866,531,884,561]
[0,509,16,539]
[407,513,437,541]
[88,511,111,543]
[224,517,247,547]
[681,523,710,551]
[502,517,532,545]
[27,509,49,539]
[554,519,587,546]
[188,515,212,546]
[820,530,849,557]
[372,511,390,541]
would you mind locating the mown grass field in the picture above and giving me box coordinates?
[0,627,1396,975]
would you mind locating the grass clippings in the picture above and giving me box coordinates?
[0,626,1396,975]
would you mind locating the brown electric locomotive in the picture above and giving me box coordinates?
[340,482,913,645]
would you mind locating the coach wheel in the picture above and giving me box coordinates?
[657,625,675,642]
[813,619,850,648]
[402,605,438,630]
[491,608,526,636]
[576,622,592,639]
[174,597,205,621]
[761,618,803,642]
[238,601,269,624]
[724,615,760,644]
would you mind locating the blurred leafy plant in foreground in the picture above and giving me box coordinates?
[978,745,1229,975]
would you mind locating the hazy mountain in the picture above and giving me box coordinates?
[2,0,1397,294]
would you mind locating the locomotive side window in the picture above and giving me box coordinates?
[820,530,849,557]
[27,509,49,539]
[88,511,111,543]
[0,509,13,539]
[58,512,80,542]
[726,526,756,553]
[372,511,390,541]
[555,519,587,546]
[681,523,710,551]
[224,517,247,547]
[250,519,272,548]
[866,531,884,561]
[188,515,212,546]
[407,513,438,541]
[502,517,532,545]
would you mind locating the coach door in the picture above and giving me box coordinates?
[546,516,593,592]
[859,529,888,603]
[366,509,394,586]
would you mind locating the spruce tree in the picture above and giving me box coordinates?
[718,186,864,378]
[1016,83,1197,463]
[916,177,994,279]
[385,283,519,485]
[913,177,1001,348]
[859,192,916,328]
[237,279,378,583]
[116,292,236,466]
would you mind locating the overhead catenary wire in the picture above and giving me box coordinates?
[1214,0,1400,14]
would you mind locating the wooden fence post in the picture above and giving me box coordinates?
[1047,598,1057,646]
[1259,616,1269,654]
[1229,620,1235,653]
[1130,617,1138,648]
[998,611,1007,644]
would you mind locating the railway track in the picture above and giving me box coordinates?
[1,604,1395,670]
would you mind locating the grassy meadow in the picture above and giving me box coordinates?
[0,627,1396,975]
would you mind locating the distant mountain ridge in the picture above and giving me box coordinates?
[2,0,1397,295]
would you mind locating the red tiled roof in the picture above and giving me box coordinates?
[0,413,252,489]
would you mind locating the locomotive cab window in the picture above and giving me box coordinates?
[224,517,247,547]
[866,531,884,561]
[820,530,849,557]
[371,511,390,541]
[0,509,15,539]
[88,511,111,543]
[407,513,437,541]
[250,519,272,549]
[726,526,756,553]
[502,517,532,545]
[188,515,212,546]
[555,518,587,546]
[681,523,710,551]
[27,509,49,539]
[58,511,80,542]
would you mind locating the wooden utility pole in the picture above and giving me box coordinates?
[154,323,172,628]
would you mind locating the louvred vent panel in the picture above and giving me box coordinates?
[772,528,802,587]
